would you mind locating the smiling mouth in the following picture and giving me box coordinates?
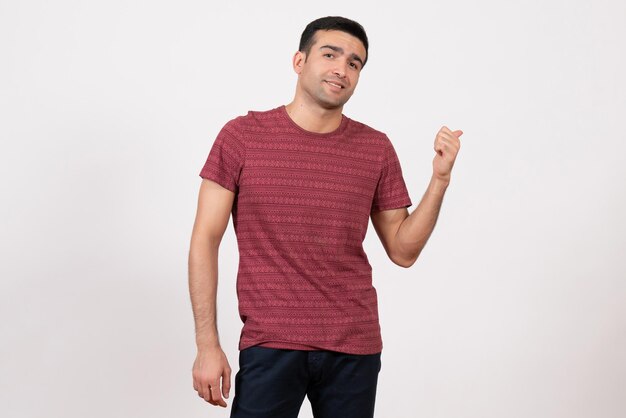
[325,80,345,89]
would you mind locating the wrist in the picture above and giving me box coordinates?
[197,342,221,352]
[430,174,450,193]
[196,336,221,351]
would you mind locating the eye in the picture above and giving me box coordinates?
[324,53,334,58]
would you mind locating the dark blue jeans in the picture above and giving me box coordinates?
[230,345,382,418]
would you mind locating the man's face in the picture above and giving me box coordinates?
[294,29,367,110]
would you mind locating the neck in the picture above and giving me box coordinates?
[284,99,343,134]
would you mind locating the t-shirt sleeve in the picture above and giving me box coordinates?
[371,137,413,212]
[198,119,246,193]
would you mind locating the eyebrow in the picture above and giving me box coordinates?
[319,45,364,67]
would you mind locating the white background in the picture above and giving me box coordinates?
[1,1,625,417]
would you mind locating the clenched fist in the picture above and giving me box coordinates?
[433,126,463,182]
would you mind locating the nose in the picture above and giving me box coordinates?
[333,61,348,78]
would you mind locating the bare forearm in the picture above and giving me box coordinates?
[396,175,449,266]
[188,241,221,350]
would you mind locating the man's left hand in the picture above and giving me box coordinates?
[432,126,463,182]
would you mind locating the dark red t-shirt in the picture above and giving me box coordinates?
[199,105,412,355]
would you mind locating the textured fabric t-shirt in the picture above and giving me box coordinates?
[199,104,412,355]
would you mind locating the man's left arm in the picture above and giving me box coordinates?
[371,126,463,267]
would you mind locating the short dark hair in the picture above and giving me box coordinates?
[298,16,369,68]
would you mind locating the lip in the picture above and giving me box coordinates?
[324,80,346,89]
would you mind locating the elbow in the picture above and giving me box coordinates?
[391,251,419,268]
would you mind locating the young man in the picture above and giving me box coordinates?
[189,16,463,418]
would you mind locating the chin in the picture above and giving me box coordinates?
[319,100,346,110]
[321,95,351,109]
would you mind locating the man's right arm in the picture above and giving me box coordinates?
[188,178,236,408]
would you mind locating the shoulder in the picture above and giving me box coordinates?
[223,106,284,132]
[345,116,391,148]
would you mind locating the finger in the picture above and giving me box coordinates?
[434,139,443,152]
[210,381,227,407]
[206,385,217,406]
[439,131,457,142]
[195,376,203,398]
[434,135,452,151]
[192,366,199,392]
[435,142,449,157]
[200,380,213,405]
[438,133,460,152]
[440,126,463,140]
[437,134,452,145]
[199,385,207,403]
[223,367,232,399]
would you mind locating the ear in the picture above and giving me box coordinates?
[292,51,305,74]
